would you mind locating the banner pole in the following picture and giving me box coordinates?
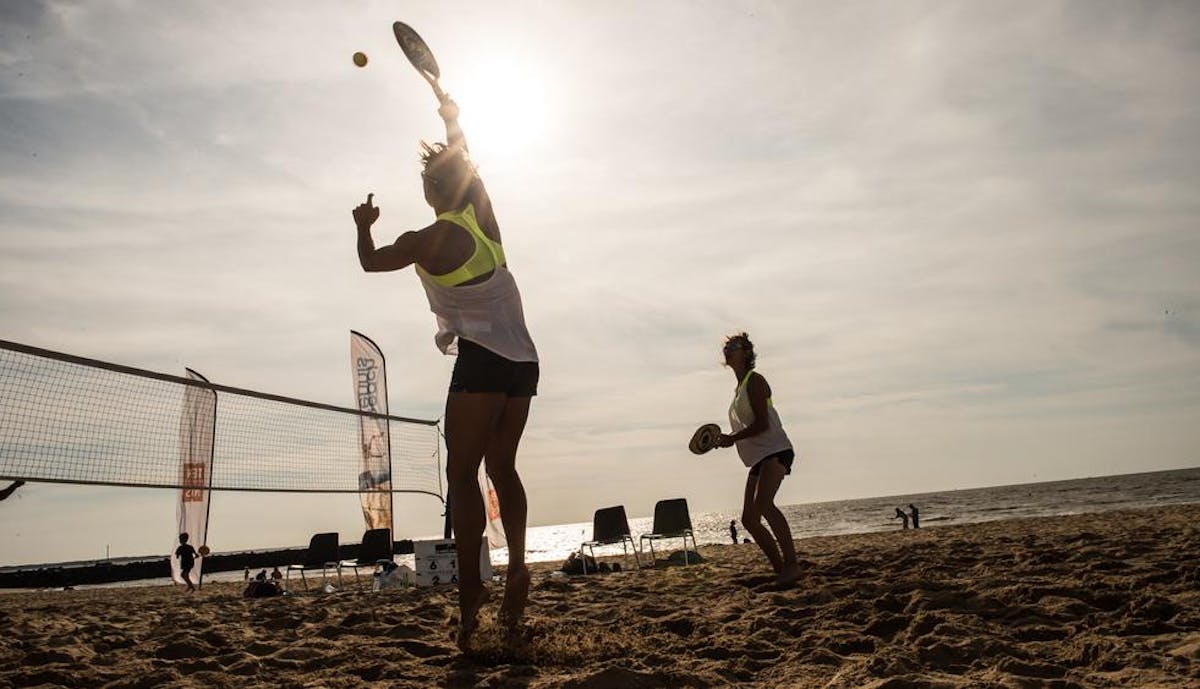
[199,383,216,590]
[381,340,394,544]
[187,368,217,591]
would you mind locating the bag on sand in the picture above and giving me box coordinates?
[560,552,599,575]
[243,581,282,598]
[374,563,414,591]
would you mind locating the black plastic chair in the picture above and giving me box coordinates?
[341,528,394,589]
[580,505,641,573]
[285,532,343,591]
[639,498,697,566]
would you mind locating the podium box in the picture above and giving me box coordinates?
[412,539,492,587]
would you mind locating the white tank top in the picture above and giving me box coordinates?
[417,264,538,363]
[729,370,793,468]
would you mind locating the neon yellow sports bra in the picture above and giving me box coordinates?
[418,203,506,287]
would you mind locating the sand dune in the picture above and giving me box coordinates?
[2,504,1198,688]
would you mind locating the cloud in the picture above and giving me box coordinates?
[2,1,1199,566]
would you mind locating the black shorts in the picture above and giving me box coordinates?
[449,339,539,397]
[749,449,795,476]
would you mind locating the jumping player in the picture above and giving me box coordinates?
[353,96,537,649]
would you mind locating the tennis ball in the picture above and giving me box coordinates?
[353,51,368,68]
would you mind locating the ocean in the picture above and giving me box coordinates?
[512,466,1200,568]
[9,466,1199,588]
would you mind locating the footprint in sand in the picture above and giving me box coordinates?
[155,638,214,660]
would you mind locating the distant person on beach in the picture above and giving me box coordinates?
[271,567,283,582]
[353,93,537,649]
[909,504,920,529]
[174,533,199,593]
[729,520,739,544]
[0,480,25,501]
[714,333,801,585]
[893,507,910,529]
[243,566,250,582]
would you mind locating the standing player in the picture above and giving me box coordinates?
[715,333,802,585]
[353,96,537,649]
[174,532,199,593]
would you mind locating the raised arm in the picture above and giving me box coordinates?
[353,193,426,272]
[439,97,468,153]
[438,97,495,223]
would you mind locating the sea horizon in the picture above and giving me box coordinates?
[4,465,1197,586]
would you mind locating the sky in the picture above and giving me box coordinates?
[1,1,1198,567]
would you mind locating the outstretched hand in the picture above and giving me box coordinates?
[353,193,380,228]
[716,434,735,448]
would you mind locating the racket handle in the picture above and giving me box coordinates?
[426,75,447,103]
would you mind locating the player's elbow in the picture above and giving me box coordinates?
[358,255,384,272]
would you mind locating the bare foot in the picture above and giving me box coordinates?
[774,561,802,586]
[498,564,531,632]
[455,585,492,652]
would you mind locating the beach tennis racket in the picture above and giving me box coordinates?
[393,21,446,102]
[689,423,722,455]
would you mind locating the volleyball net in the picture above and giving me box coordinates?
[0,340,443,498]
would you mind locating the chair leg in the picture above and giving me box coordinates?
[681,532,696,565]
[642,538,657,566]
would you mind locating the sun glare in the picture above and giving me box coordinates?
[452,56,553,166]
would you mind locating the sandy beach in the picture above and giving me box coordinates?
[2,504,1198,688]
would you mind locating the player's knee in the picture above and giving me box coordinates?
[756,499,779,519]
[483,461,520,485]
[446,463,478,487]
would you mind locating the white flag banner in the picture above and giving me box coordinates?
[479,464,507,549]
[170,369,215,586]
[351,331,392,532]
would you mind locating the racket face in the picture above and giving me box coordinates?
[392,21,441,79]
[689,423,721,455]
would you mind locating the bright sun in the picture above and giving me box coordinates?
[452,56,552,165]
